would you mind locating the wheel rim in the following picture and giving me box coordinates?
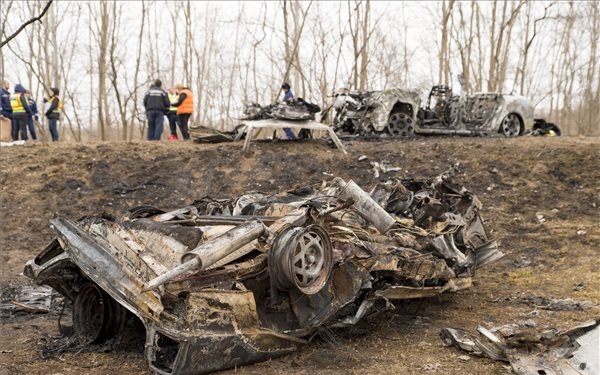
[388,112,414,137]
[73,283,127,344]
[269,225,332,295]
[501,114,521,137]
[292,230,327,288]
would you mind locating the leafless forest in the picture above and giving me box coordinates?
[1,0,598,140]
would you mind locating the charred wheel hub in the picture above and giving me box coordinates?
[73,283,127,344]
[269,225,333,295]
[501,113,521,137]
[387,111,414,137]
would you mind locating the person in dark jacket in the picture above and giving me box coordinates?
[1,80,14,139]
[10,84,33,140]
[281,82,296,140]
[44,87,61,142]
[143,79,170,141]
[25,90,39,140]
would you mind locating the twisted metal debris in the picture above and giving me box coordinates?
[25,169,502,375]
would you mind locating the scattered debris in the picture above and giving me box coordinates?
[0,285,57,316]
[189,125,240,143]
[0,140,26,147]
[512,256,532,268]
[370,161,402,178]
[530,118,561,137]
[440,318,599,375]
[25,169,502,374]
[492,295,598,311]
[517,296,597,311]
[421,362,443,371]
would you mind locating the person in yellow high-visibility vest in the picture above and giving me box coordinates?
[167,87,179,140]
[10,84,33,140]
[44,87,62,141]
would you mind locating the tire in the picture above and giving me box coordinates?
[500,113,522,137]
[387,111,415,137]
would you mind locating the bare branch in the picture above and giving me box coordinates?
[0,0,53,48]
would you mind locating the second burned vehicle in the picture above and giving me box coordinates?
[25,168,503,375]
[331,85,535,138]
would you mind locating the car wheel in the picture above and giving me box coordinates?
[387,111,415,137]
[73,283,127,344]
[500,113,522,137]
[269,225,333,295]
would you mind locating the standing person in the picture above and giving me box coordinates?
[25,90,39,140]
[143,79,170,141]
[44,87,62,142]
[10,84,32,140]
[166,87,179,140]
[280,82,296,140]
[173,83,193,140]
[1,80,14,139]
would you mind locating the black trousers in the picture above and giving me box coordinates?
[167,112,178,136]
[12,113,28,140]
[177,113,191,140]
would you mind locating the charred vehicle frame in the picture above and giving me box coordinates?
[25,170,502,375]
[331,85,536,138]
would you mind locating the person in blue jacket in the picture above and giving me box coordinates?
[281,82,296,140]
[25,90,39,140]
[1,80,14,138]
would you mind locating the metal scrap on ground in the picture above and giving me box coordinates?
[25,168,502,375]
[440,318,600,375]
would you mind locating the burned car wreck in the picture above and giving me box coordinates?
[243,99,321,122]
[331,85,535,138]
[25,170,502,375]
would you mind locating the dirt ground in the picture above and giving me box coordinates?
[0,135,599,375]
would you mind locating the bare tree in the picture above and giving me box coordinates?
[195,4,218,127]
[88,1,111,140]
[0,0,15,80]
[182,0,193,88]
[513,2,553,96]
[439,0,455,85]
[282,0,313,97]
[451,1,474,92]
[487,0,524,92]
[581,1,599,135]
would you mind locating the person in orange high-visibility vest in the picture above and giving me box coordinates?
[173,83,193,140]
